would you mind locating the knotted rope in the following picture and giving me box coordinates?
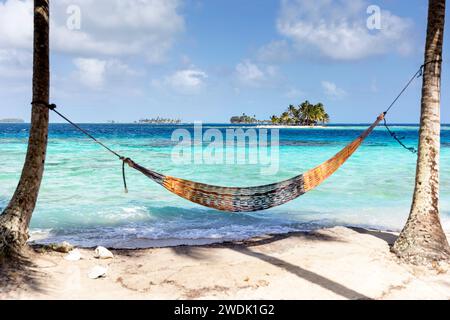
[382,59,442,154]
[31,101,130,192]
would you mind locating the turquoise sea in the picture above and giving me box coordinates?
[1,123,449,248]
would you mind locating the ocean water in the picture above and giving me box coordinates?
[1,123,449,248]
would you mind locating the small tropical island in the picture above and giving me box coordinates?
[230,101,330,126]
[0,118,25,123]
[137,117,181,124]
[230,114,266,124]
[270,101,329,126]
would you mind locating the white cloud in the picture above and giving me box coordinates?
[58,0,184,63]
[322,81,346,99]
[257,40,292,63]
[0,1,33,84]
[0,0,181,93]
[0,49,32,95]
[167,69,207,92]
[0,0,33,49]
[73,58,138,89]
[235,60,279,87]
[154,68,208,94]
[277,0,413,61]
[0,0,185,63]
[0,49,32,79]
[236,61,265,83]
[73,58,107,88]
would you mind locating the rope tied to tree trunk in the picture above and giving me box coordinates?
[31,100,130,192]
[382,59,443,154]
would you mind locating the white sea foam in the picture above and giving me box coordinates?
[29,229,53,242]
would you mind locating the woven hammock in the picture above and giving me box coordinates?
[122,114,385,212]
[39,64,424,213]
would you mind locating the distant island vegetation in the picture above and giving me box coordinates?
[0,118,25,123]
[270,101,329,126]
[230,114,269,124]
[230,101,330,126]
[137,117,181,124]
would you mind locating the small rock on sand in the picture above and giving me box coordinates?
[88,266,107,279]
[64,249,82,261]
[94,246,114,259]
[51,241,74,253]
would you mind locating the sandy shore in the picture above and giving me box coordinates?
[1,226,449,300]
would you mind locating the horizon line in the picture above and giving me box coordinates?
[3,121,450,126]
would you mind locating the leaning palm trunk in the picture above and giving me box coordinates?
[392,0,450,264]
[0,0,50,257]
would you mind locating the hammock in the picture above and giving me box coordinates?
[36,63,426,212]
[121,114,385,212]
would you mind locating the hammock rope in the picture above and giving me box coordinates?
[31,62,436,212]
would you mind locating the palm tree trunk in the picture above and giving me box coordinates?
[392,0,450,265]
[0,0,50,257]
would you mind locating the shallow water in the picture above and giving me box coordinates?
[1,123,449,248]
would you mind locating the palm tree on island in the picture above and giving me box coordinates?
[271,101,330,126]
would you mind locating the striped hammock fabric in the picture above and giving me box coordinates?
[124,114,384,212]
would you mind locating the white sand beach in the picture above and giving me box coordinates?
[1,226,449,300]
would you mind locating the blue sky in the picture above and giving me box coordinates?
[0,0,449,123]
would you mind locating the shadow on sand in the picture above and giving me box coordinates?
[0,249,48,297]
[170,231,370,300]
[349,227,398,246]
[234,246,370,300]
